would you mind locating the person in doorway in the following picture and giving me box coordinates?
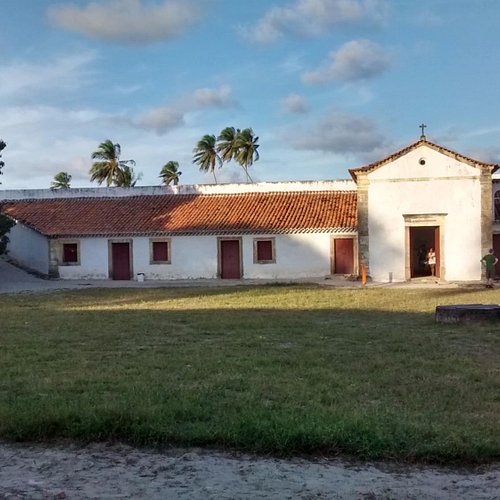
[427,248,436,277]
[481,248,498,288]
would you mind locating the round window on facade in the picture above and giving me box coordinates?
[419,157,426,166]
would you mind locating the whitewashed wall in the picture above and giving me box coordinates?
[7,224,49,275]
[54,232,341,280]
[133,236,218,280]
[0,179,355,201]
[368,146,482,282]
[242,233,332,279]
[58,238,109,279]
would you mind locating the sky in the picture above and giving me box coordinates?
[1,0,500,189]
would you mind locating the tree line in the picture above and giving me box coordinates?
[50,127,259,189]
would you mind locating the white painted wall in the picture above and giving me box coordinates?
[54,232,347,280]
[133,236,218,280]
[368,146,482,282]
[0,179,356,201]
[58,238,109,279]
[130,233,340,280]
[242,233,333,279]
[7,224,49,275]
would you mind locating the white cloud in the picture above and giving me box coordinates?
[193,85,236,108]
[280,53,307,74]
[0,104,109,187]
[243,0,389,44]
[216,167,249,184]
[134,85,237,134]
[0,101,200,188]
[281,93,309,114]
[302,39,391,84]
[465,146,500,164]
[2,105,105,129]
[114,84,143,95]
[136,106,185,134]
[287,111,387,154]
[0,52,95,99]
[48,0,201,44]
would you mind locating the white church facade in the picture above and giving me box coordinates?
[350,138,497,282]
[1,138,499,283]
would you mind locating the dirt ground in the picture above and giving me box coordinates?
[0,442,499,499]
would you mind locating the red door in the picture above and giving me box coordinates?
[494,234,500,275]
[434,226,440,278]
[111,243,131,280]
[334,238,354,274]
[220,240,241,279]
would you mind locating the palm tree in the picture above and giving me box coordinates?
[115,165,142,187]
[89,140,135,187]
[51,171,72,189]
[216,127,239,163]
[159,161,182,186]
[192,134,221,183]
[234,128,259,182]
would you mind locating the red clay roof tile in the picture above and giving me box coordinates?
[1,191,357,237]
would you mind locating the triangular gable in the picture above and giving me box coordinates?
[349,139,499,182]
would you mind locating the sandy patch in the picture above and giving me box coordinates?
[0,442,498,499]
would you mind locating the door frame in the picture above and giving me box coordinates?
[403,214,446,281]
[108,239,133,280]
[330,235,358,275]
[217,237,243,279]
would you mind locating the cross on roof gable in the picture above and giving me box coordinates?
[348,138,499,182]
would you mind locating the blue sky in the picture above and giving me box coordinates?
[1,0,500,189]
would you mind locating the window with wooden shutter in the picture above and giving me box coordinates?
[254,238,275,264]
[61,242,79,265]
[150,239,171,264]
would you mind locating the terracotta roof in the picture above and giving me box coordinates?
[349,139,500,181]
[0,191,357,237]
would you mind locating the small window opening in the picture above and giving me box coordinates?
[254,239,275,263]
[62,243,78,264]
[151,240,170,264]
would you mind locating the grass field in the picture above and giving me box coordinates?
[1,285,499,463]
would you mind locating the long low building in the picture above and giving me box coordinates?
[0,181,357,280]
[1,137,500,282]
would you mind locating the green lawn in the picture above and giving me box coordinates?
[1,285,499,463]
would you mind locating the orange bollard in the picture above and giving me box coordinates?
[361,263,366,286]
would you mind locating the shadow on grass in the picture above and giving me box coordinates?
[1,286,500,463]
[419,286,500,300]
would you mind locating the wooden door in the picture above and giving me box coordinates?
[220,240,241,279]
[333,238,354,274]
[111,242,131,280]
[494,234,500,275]
[434,226,440,278]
